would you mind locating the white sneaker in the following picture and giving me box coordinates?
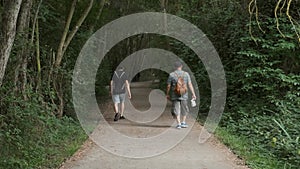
[181,122,188,128]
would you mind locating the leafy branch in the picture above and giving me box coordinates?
[249,0,300,43]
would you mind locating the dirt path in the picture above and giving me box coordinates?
[60,82,249,169]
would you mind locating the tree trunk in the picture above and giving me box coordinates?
[0,0,23,87]
[55,0,94,68]
[160,0,170,50]
[89,0,106,33]
[54,0,94,117]
[61,0,94,58]
[35,19,41,91]
[14,0,33,99]
[55,0,77,68]
[30,0,43,91]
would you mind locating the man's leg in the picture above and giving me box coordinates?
[180,100,189,128]
[172,100,181,128]
[120,102,125,116]
[114,103,119,114]
[176,114,181,125]
[112,95,121,121]
[171,102,176,119]
[181,115,188,128]
[119,94,126,118]
[182,115,187,124]
[114,103,121,121]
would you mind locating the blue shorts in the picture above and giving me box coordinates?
[112,94,126,103]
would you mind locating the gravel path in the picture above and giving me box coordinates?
[60,82,250,169]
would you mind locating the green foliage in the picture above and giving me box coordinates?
[95,58,111,97]
[0,88,87,169]
[175,0,300,168]
[1,0,300,168]
[216,127,287,169]
[221,15,300,168]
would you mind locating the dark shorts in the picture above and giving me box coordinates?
[171,100,189,116]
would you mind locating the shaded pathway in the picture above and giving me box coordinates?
[60,82,249,169]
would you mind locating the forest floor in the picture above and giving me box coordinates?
[60,82,250,169]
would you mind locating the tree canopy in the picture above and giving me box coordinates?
[0,0,299,168]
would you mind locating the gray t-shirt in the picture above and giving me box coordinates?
[167,70,191,101]
[112,70,128,95]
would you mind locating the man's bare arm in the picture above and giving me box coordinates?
[166,84,171,99]
[125,80,131,99]
[188,82,196,99]
[110,80,113,95]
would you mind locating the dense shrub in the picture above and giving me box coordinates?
[0,88,87,169]
[221,18,300,168]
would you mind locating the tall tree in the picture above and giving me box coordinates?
[53,0,94,117]
[13,0,33,98]
[55,0,94,68]
[0,0,23,87]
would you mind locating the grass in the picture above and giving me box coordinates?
[215,127,287,169]
[40,117,88,168]
[0,116,88,169]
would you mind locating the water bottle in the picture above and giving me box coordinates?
[191,98,196,107]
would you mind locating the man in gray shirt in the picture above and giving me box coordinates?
[111,67,132,121]
[166,61,196,129]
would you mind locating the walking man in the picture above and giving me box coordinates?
[111,66,131,121]
[166,61,196,129]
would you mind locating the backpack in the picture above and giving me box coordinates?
[174,72,187,95]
